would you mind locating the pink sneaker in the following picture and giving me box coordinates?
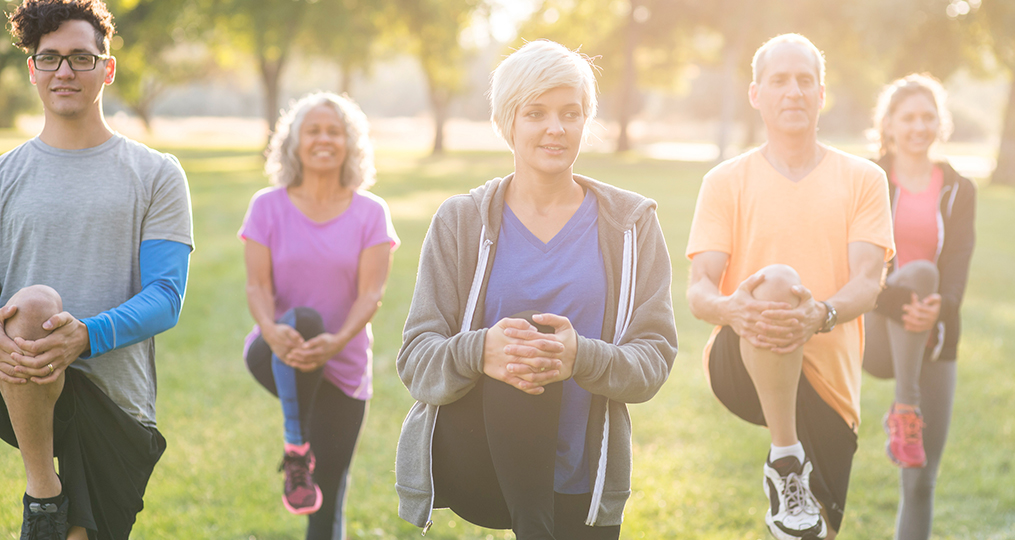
[279,442,323,515]
[884,404,926,468]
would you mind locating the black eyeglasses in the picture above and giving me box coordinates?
[31,53,110,72]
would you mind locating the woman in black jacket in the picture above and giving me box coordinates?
[864,73,976,540]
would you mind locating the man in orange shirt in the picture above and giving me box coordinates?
[686,34,894,540]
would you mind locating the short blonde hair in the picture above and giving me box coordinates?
[871,73,952,157]
[752,33,825,85]
[490,40,598,150]
[265,92,376,190]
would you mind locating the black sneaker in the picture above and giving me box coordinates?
[20,494,69,540]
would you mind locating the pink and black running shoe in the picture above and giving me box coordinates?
[884,403,927,468]
[279,442,323,515]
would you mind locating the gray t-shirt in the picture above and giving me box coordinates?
[0,134,193,427]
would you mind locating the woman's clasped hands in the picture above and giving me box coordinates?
[483,313,578,395]
[264,322,342,372]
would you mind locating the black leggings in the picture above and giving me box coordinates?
[246,307,367,540]
[431,377,620,540]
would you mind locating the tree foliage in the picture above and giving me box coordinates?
[1,0,1010,173]
[519,0,692,152]
[1,1,37,128]
[965,0,1015,186]
[387,0,488,154]
[206,0,313,136]
[301,0,384,95]
[105,0,212,130]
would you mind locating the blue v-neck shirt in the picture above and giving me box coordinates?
[483,189,607,494]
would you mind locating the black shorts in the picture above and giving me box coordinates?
[708,326,857,533]
[0,367,166,540]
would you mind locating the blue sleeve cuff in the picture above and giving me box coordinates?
[80,239,191,358]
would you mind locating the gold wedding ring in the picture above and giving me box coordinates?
[48,363,54,374]
[539,367,546,372]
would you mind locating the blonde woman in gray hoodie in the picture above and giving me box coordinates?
[394,40,678,539]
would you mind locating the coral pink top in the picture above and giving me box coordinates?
[891,166,942,268]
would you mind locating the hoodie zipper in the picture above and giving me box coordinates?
[586,224,637,525]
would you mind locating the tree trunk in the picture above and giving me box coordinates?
[432,93,448,155]
[743,105,760,149]
[717,43,741,162]
[260,55,286,141]
[0,50,20,128]
[427,73,450,155]
[132,102,154,133]
[132,77,163,133]
[340,63,353,95]
[615,1,638,153]
[992,78,1015,187]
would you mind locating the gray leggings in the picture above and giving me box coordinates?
[863,261,958,540]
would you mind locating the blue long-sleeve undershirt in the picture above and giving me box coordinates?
[80,239,192,358]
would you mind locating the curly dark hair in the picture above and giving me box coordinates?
[7,0,116,54]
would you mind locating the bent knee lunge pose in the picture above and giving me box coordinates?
[863,74,975,540]
[395,40,677,539]
[0,2,194,539]
[686,34,894,540]
[240,92,398,539]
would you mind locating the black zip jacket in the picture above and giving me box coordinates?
[876,155,976,361]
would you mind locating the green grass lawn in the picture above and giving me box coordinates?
[1,136,1013,539]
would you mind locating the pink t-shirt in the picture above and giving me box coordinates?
[891,166,942,268]
[239,186,399,400]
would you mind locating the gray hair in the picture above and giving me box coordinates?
[871,73,952,157]
[490,40,598,150]
[752,33,825,85]
[265,92,375,190]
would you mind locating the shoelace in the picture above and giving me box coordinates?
[279,453,314,491]
[25,503,60,540]
[900,413,925,445]
[782,472,820,517]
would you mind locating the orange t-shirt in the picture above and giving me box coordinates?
[686,147,895,430]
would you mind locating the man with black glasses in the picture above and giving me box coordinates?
[0,1,193,539]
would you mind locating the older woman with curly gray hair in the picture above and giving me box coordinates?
[239,92,398,538]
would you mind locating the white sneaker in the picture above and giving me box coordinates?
[763,455,827,540]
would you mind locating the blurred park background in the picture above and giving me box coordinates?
[1,0,1014,178]
[2,0,1015,539]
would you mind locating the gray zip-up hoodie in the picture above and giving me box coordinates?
[395,173,678,533]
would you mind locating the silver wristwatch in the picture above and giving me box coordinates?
[816,301,837,333]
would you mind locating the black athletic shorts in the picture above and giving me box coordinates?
[0,367,166,540]
[707,326,857,533]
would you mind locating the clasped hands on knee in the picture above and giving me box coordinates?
[728,266,827,355]
[0,285,88,386]
[483,313,578,395]
[900,293,941,333]
[263,323,338,372]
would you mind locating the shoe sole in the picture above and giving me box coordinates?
[765,510,827,540]
[282,484,323,515]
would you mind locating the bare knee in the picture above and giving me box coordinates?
[888,260,939,299]
[750,264,802,307]
[4,285,63,341]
